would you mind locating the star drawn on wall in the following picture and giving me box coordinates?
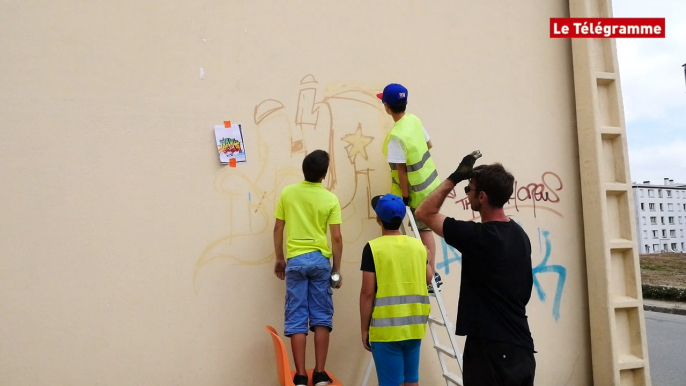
[341,123,374,163]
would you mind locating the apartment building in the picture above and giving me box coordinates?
[632,178,686,253]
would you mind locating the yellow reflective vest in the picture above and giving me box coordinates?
[369,235,430,342]
[382,114,440,208]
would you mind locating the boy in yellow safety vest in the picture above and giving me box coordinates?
[377,83,442,293]
[359,194,434,386]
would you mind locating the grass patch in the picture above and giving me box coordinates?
[640,253,686,290]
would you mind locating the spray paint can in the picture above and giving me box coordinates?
[330,273,341,288]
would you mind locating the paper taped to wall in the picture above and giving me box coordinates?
[214,123,247,164]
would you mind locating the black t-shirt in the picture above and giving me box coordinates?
[443,217,535,350]
[360,243,376,272]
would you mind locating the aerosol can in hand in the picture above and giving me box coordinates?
[330,273,341,289]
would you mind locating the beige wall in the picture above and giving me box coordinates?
[1,1,596,384]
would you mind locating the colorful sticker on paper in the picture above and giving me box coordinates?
[214,123,247,164]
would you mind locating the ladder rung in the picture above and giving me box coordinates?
[428,315,445,326]
[443,372,463,385]
[434,343,457,358]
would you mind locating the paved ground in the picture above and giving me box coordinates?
[645,311,686,386]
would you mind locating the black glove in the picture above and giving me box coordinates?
[402,196,410,207]
[448,151,482,184]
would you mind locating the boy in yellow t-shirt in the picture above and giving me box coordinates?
[273,150,343,386]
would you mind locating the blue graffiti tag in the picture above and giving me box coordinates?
[437,238,461,275]
[436,227,567,321]
[532,228,567,321]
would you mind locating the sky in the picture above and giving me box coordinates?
[613,1,686,185]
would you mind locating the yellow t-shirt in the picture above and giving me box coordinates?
[275,181,342,259]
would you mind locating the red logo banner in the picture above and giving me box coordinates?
[550,18,665,38]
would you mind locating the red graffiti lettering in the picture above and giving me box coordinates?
[452,171,564,218]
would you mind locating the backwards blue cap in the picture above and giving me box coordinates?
[376,83,408,108]
[371,194,406,223]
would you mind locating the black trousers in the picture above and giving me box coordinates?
[463,336,536,386]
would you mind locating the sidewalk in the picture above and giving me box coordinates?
[643,299,686,316]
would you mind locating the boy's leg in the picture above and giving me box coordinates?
[312,326,330,372]
[402,339,422,386]
[371,341,404,386]
[305,251,334,372]
[285,256,311,376]
[419,229,436,271]
[410,207,437,272]
[290,334,307,376]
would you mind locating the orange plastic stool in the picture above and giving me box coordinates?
[266,326,343,386]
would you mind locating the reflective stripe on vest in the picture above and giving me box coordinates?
[391,169,439,192]
[368,235,430,342]
[381,114,440,208]
[389,150,432,173]
[371,315,429,327]
[374,294,430,307]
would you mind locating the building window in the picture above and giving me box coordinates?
[682,229,684,237]
[653,230,658,238]
[661,216,665,225]
[671,243,677,251]
[663,243,668,251]
[645,244,650,252]
[682,242,685,251]
[669,203,674,211]
[683,204,685,210]
[669,216,675,224]
[643,217,647,225]
[662,229,667,238]
[680,217,683,224]
[648,189,654,198]
[643,230,647,239]
[649,203,655,211]
[640,189,644,197]
[641,203,645,211]
[654,244,660,251]
[650,217,657,225]
[670,230,676,238]
[659,189,663,198]
[660,203,664,211]
[667,190,672,197]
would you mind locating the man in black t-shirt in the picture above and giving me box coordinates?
[416,155,536,386]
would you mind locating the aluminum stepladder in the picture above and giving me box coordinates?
[361,206,464,386]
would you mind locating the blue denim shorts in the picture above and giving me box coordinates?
[284,251,333,337]
[370,339,422,386]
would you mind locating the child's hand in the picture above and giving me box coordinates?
[274,258,286,280]
[361,330,371,351]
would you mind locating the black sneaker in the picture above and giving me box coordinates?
[293,373,308,386]
[434,272,444,287]
[312,371,333,386]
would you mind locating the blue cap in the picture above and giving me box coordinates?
[371,194,406,223]
[376,83,408,108]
